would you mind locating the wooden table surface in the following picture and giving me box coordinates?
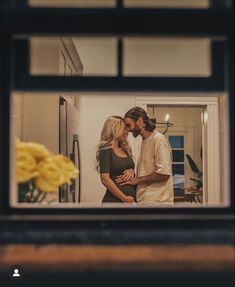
[0,244,234,273]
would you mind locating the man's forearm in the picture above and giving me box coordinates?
[137,173,170,184]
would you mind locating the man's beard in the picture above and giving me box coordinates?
[132,125,141,138]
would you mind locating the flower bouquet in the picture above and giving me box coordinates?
[16,139,78,203]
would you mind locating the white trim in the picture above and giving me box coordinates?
[167,130,191,189]
[218,95,230,206]
[136,94,219,106]
[205,103,220,204]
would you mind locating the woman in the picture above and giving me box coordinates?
[96,116,136,203]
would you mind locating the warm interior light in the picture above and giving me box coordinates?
[165,114,170,122]
[204,111,208,123]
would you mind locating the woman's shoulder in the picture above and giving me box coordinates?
[99,143,112,150]
[99,145,112,156]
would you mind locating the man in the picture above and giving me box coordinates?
[116,107,174,205]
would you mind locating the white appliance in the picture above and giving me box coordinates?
[59,97,81,203]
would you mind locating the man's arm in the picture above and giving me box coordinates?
[137,173,170,183]
[118,172,170,186]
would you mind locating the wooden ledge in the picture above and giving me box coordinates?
[0,244,234,273]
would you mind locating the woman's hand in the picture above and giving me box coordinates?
[115,169,135,184]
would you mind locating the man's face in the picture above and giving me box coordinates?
[124,117,142,138]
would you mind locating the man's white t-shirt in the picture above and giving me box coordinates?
[136,131,174,204]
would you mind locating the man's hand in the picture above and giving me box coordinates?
[115,169,135,184]
[119,176,139,186]
[123,196,135,203]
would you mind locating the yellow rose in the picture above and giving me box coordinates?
[24,142,51,162]
[16,139,78,192]
[16,144,39,183]
[35,156,62,192]
[53,155,78,185]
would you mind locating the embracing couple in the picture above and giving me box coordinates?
[96,107,174,205]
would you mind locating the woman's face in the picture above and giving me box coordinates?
[116,124,128,142]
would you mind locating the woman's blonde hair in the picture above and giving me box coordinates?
[95,116,132,172]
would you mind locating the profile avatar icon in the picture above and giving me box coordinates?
[13,268,20,277]
[8,265,23,280]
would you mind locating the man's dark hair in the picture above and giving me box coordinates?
[124,107,156,132]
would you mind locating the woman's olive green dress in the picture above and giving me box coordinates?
[99,148,136,202]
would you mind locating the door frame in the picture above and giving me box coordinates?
[136,93,228,206]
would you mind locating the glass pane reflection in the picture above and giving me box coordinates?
[124,0,210,9]
[10,93,230,208]
[30,37,117,76]
[23,36,212,77]
[169,136,184,149]
[29,0,116,8]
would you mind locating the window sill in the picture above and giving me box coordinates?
[0,244,234,273]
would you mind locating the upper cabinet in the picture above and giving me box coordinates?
[59,38,83,76]
[30,37,83,76]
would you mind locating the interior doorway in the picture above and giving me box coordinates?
[147,105,203,204]
[136,93,229,206]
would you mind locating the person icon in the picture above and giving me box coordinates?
[8,265,23,280]
[13,268,20,277]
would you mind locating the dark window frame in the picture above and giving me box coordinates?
[0,1,234,223]
[13,39,225,92]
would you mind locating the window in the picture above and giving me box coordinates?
[169,135,186,202]
[0,1,234,218]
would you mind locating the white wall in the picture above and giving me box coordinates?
[77,94,136,203]
[21,94,60,154]
[11,93,23,139]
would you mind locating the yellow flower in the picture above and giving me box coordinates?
[35,155,78,192]
[53,155,78,185]
[16,142,39,183]
[22,141,50,162]
[16,139,78,193]
[35,156,62,192]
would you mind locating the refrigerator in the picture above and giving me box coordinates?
[59,97,81,203]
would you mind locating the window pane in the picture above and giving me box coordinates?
[169,136,184,148]
[29,37,117,76]
[16,36,213,77]
[123,38,211,77]
[172,164,184,175]
[10,94,230,207]
[72,38,117,76]
[173,150,184,162]
[28,0,232,8]
[124,0,210,9]
[29,0,116,7]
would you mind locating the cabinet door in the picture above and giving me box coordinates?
[59,48,75,106]
[59,38,83,107]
